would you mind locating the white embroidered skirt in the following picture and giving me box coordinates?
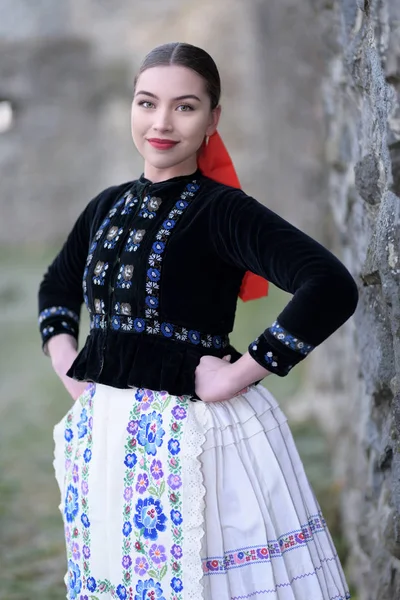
[53,383,351,600]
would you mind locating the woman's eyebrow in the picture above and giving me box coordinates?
[135,90,201,102]
[174,94,201,102]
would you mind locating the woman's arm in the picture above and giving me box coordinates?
[38,198,97,353]
[38,198,97,399]
[47,333,89,400]
[38,187,119,398]
[196,187,359,401]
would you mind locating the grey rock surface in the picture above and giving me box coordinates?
[303,1,400,598]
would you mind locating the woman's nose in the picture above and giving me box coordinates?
[153,109,173,132]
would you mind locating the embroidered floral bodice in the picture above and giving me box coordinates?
[38,170,358,396]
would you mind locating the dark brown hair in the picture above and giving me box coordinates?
[134,42,221,109]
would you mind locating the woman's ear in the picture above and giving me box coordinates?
[206,105,222,137]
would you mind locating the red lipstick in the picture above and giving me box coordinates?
[147,138,179,150]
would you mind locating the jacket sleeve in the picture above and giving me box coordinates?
[38,193,105,353]
[210,188,359,376]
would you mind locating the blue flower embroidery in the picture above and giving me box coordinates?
[134,498,167,540]
[152,241,165,254]
[77,422,87,439]
[134,318,145,332]
[213,336,222,349]
[77,408,88,438]
[170,509,183,525]
[87,577,97,592]
[176,200,188,210]
[135,578,166,600]
[81,513,90,528]
[145,296,159,309]
[188,330,200,345]
[67,560,82,599]
[83,449,92,463]
[65,428,73,442]
[122,521,132,537]
[168,439,181,455]
[171,577,183,593]
[124,453,137,468]
[64,484,79,523]
[160,323,174,338]
[112,316,121,330]
[147,268,160,282]
[187,182,199,192]
[162,219,175,230]
[117,584,128,599]
[137,412,165,455]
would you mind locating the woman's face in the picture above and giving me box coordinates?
[131,65,220,181]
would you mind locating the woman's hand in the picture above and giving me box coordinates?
[195,352,271,403]
[47,334,89,401]
[195,355,239,403]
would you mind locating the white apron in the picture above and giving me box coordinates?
[53,383,350,600]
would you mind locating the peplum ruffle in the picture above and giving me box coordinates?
[67,329,242,398]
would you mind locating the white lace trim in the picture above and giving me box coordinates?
[182,400,209,600]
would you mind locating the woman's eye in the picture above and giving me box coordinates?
[176,104,194,112]
[139,101,155,109]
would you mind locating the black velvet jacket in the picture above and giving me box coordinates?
[38,169,359,396]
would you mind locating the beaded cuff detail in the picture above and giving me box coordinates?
[269,321,314,356]
[39,306,79,325]
[39,306,80,350]
[248,320,314,377]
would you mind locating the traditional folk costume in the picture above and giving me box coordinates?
[39,133,357,600]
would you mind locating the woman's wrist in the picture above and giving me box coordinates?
[228,351,271,390]
[47,333,78,376]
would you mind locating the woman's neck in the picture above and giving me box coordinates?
[143,157,198,183]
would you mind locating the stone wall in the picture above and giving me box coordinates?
[298,1,400,598]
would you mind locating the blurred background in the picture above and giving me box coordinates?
[1,1,400,599]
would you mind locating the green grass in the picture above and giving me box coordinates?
[0,245,351,599]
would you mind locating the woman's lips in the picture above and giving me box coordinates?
[147,138,179,150]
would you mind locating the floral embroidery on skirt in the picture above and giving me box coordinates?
[53,383,351,600]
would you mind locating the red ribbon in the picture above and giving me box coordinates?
[198,132,269,302]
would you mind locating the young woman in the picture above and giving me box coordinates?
[39,42,357,600]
